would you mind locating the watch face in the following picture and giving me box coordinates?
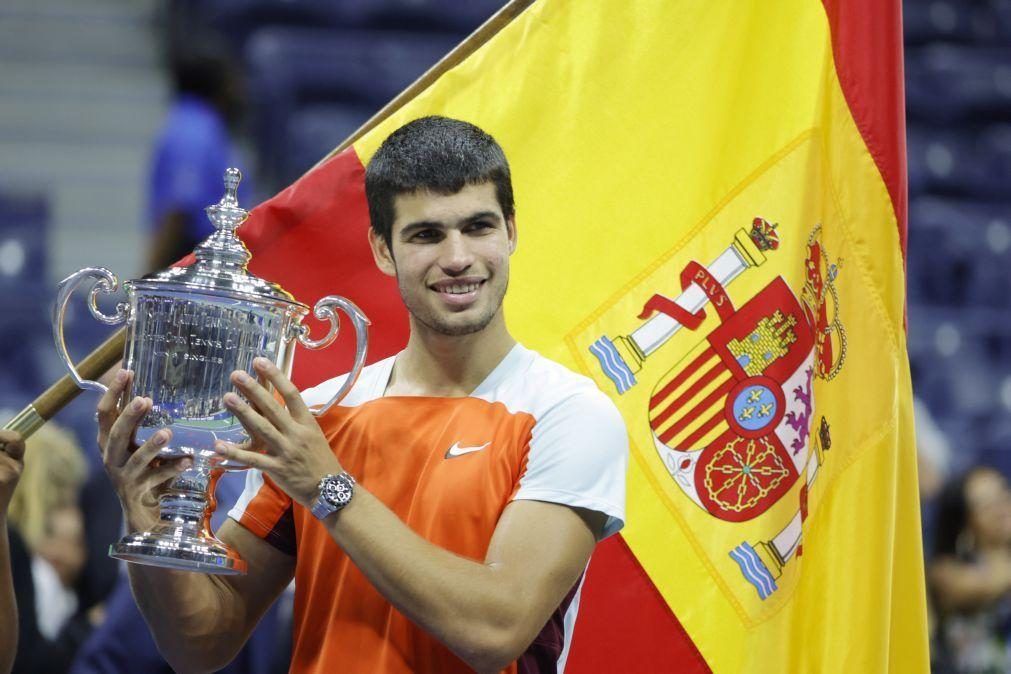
[321,475,352,507]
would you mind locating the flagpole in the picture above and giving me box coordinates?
[3,331,125,437]
[3,0,537,440]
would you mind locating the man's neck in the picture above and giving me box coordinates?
[386,314,516,397]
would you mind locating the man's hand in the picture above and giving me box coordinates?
[96,369,191,530]
[0,430,25,516]
[213,357,341,508]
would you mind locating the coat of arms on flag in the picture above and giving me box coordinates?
[569,138,849,618]
[585,217,845,605]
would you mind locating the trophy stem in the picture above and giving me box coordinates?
[109,455,248,575]
[161,458,217,529]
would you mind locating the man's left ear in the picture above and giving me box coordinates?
[507,215,517,254]
[368,227,397,277]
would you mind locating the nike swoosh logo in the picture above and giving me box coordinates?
[445,442,490,459]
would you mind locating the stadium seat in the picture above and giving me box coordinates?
[246,26,461,107]
[904,0,980,45]
[976,416,1011,478]
[0,189,51,393]
[977,124,1011,193]
[244,27,460,188]
[0,189,48,287]
[177,0,500,54]
[908,196,1008,310]
[905,45,1011,122]
[199,0,346,52]
[332,0,503,33]
[282,103,375,185]
[993,0,1011,41]
[906,123,1011,198]
[906,124,974,196]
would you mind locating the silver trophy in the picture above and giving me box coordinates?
[52,168,369,574]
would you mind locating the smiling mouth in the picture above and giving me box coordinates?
[434,281,482,294]
[430,279,486,305]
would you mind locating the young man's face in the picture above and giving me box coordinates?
[369,181,516,337]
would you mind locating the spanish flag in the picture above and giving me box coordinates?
[235,0,928,670]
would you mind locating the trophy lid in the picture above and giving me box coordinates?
[135,169,304,307]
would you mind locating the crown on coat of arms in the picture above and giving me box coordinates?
[749,217,780,252]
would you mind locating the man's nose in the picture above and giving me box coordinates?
[439,231,474,273]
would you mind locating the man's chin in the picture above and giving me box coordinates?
[416,308,497,337]
[430,318,491,337]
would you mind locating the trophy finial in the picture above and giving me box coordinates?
[192,166,252,268]
[223,168,241,204]
[205,167,249,234]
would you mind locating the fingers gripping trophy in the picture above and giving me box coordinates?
[52,169,369,574]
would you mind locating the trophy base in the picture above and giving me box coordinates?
[110,526,248,575]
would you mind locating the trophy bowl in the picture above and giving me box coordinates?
[52,169,369,574]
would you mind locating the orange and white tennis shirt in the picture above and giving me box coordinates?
[229,344,628,674]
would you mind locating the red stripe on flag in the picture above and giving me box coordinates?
[658,379,734,445]
[820,0,907,257]
[650,361,724,432]
[649,348,714,411]
[566,535,711,673]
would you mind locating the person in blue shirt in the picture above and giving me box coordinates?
[146,49,254,272]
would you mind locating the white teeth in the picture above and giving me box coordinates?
[440,283,479,294]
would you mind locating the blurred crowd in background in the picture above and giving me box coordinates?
[0,0,1008,672]
[906,1,1011,671]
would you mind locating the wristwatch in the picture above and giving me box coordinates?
[310,472,356,520]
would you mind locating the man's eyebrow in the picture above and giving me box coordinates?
[400,211,502,237]
[462,211,502,224]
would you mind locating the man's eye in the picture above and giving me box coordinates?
[412,229,441,241]
[466,221,494,233]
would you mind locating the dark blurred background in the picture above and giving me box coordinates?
[903,3,1011,671]
[905,0,1011,494]
[0,0,1008,672]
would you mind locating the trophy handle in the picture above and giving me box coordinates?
[53,267,129,395]
[297,296,370,417]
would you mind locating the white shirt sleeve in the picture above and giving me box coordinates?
[512,389,629,539]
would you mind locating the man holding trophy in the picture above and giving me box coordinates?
[96,117,628,674]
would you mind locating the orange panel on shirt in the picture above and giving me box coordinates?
[241,395,534,674]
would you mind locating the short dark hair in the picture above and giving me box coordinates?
[171,48,233,101]
[364,116,515,247]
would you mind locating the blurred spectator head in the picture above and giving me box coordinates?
[170,45,245,126]
[7,422,87,551]
[35,504,86,589]
[934,466,1011,558]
